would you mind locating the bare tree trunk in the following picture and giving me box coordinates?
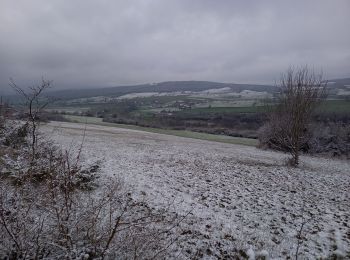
[294,149,299,166]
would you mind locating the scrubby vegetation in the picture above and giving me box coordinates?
[0,83,185,259]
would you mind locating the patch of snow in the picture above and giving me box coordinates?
[236,90,271,98]
[117,92,160,99]
[337,89,350,95]
[247,247,255,259]
[116,91,189,99]
[199,87,232,94]
[257,249,269,259]
[337,89,350,96]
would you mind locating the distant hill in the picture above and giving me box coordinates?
[37,81,278,101]
[3,78,349,103]
[327,77,350,88]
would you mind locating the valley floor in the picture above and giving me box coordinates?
[45,121,350,259]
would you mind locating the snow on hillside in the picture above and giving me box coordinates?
[231,90,271,99]
[44,122,350,259]
[199,87,232,94]
[116,91,188,99]
[66,88,272,102]
[338,89,350,95]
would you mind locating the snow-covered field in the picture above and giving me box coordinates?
[44,121,350,259]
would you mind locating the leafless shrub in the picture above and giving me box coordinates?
[0,176,183,259]
[0,131,185,259]
[3,122,29,149]
[258,66,327,166]
[0,99,9,141]
[0,106,5,131]
[10,78,52,160]
[0,108,184,259]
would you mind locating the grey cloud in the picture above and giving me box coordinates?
[0,0,349,94]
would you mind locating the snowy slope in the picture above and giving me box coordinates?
[44,121,350,259]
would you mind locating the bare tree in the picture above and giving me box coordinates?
[0,97,5,130]
[261,66,327,166]
[9,78,52,159]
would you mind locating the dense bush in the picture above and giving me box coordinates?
[258,121,350,159]
[309,122,350,158]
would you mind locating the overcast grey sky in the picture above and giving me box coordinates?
[1,0,349,93]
